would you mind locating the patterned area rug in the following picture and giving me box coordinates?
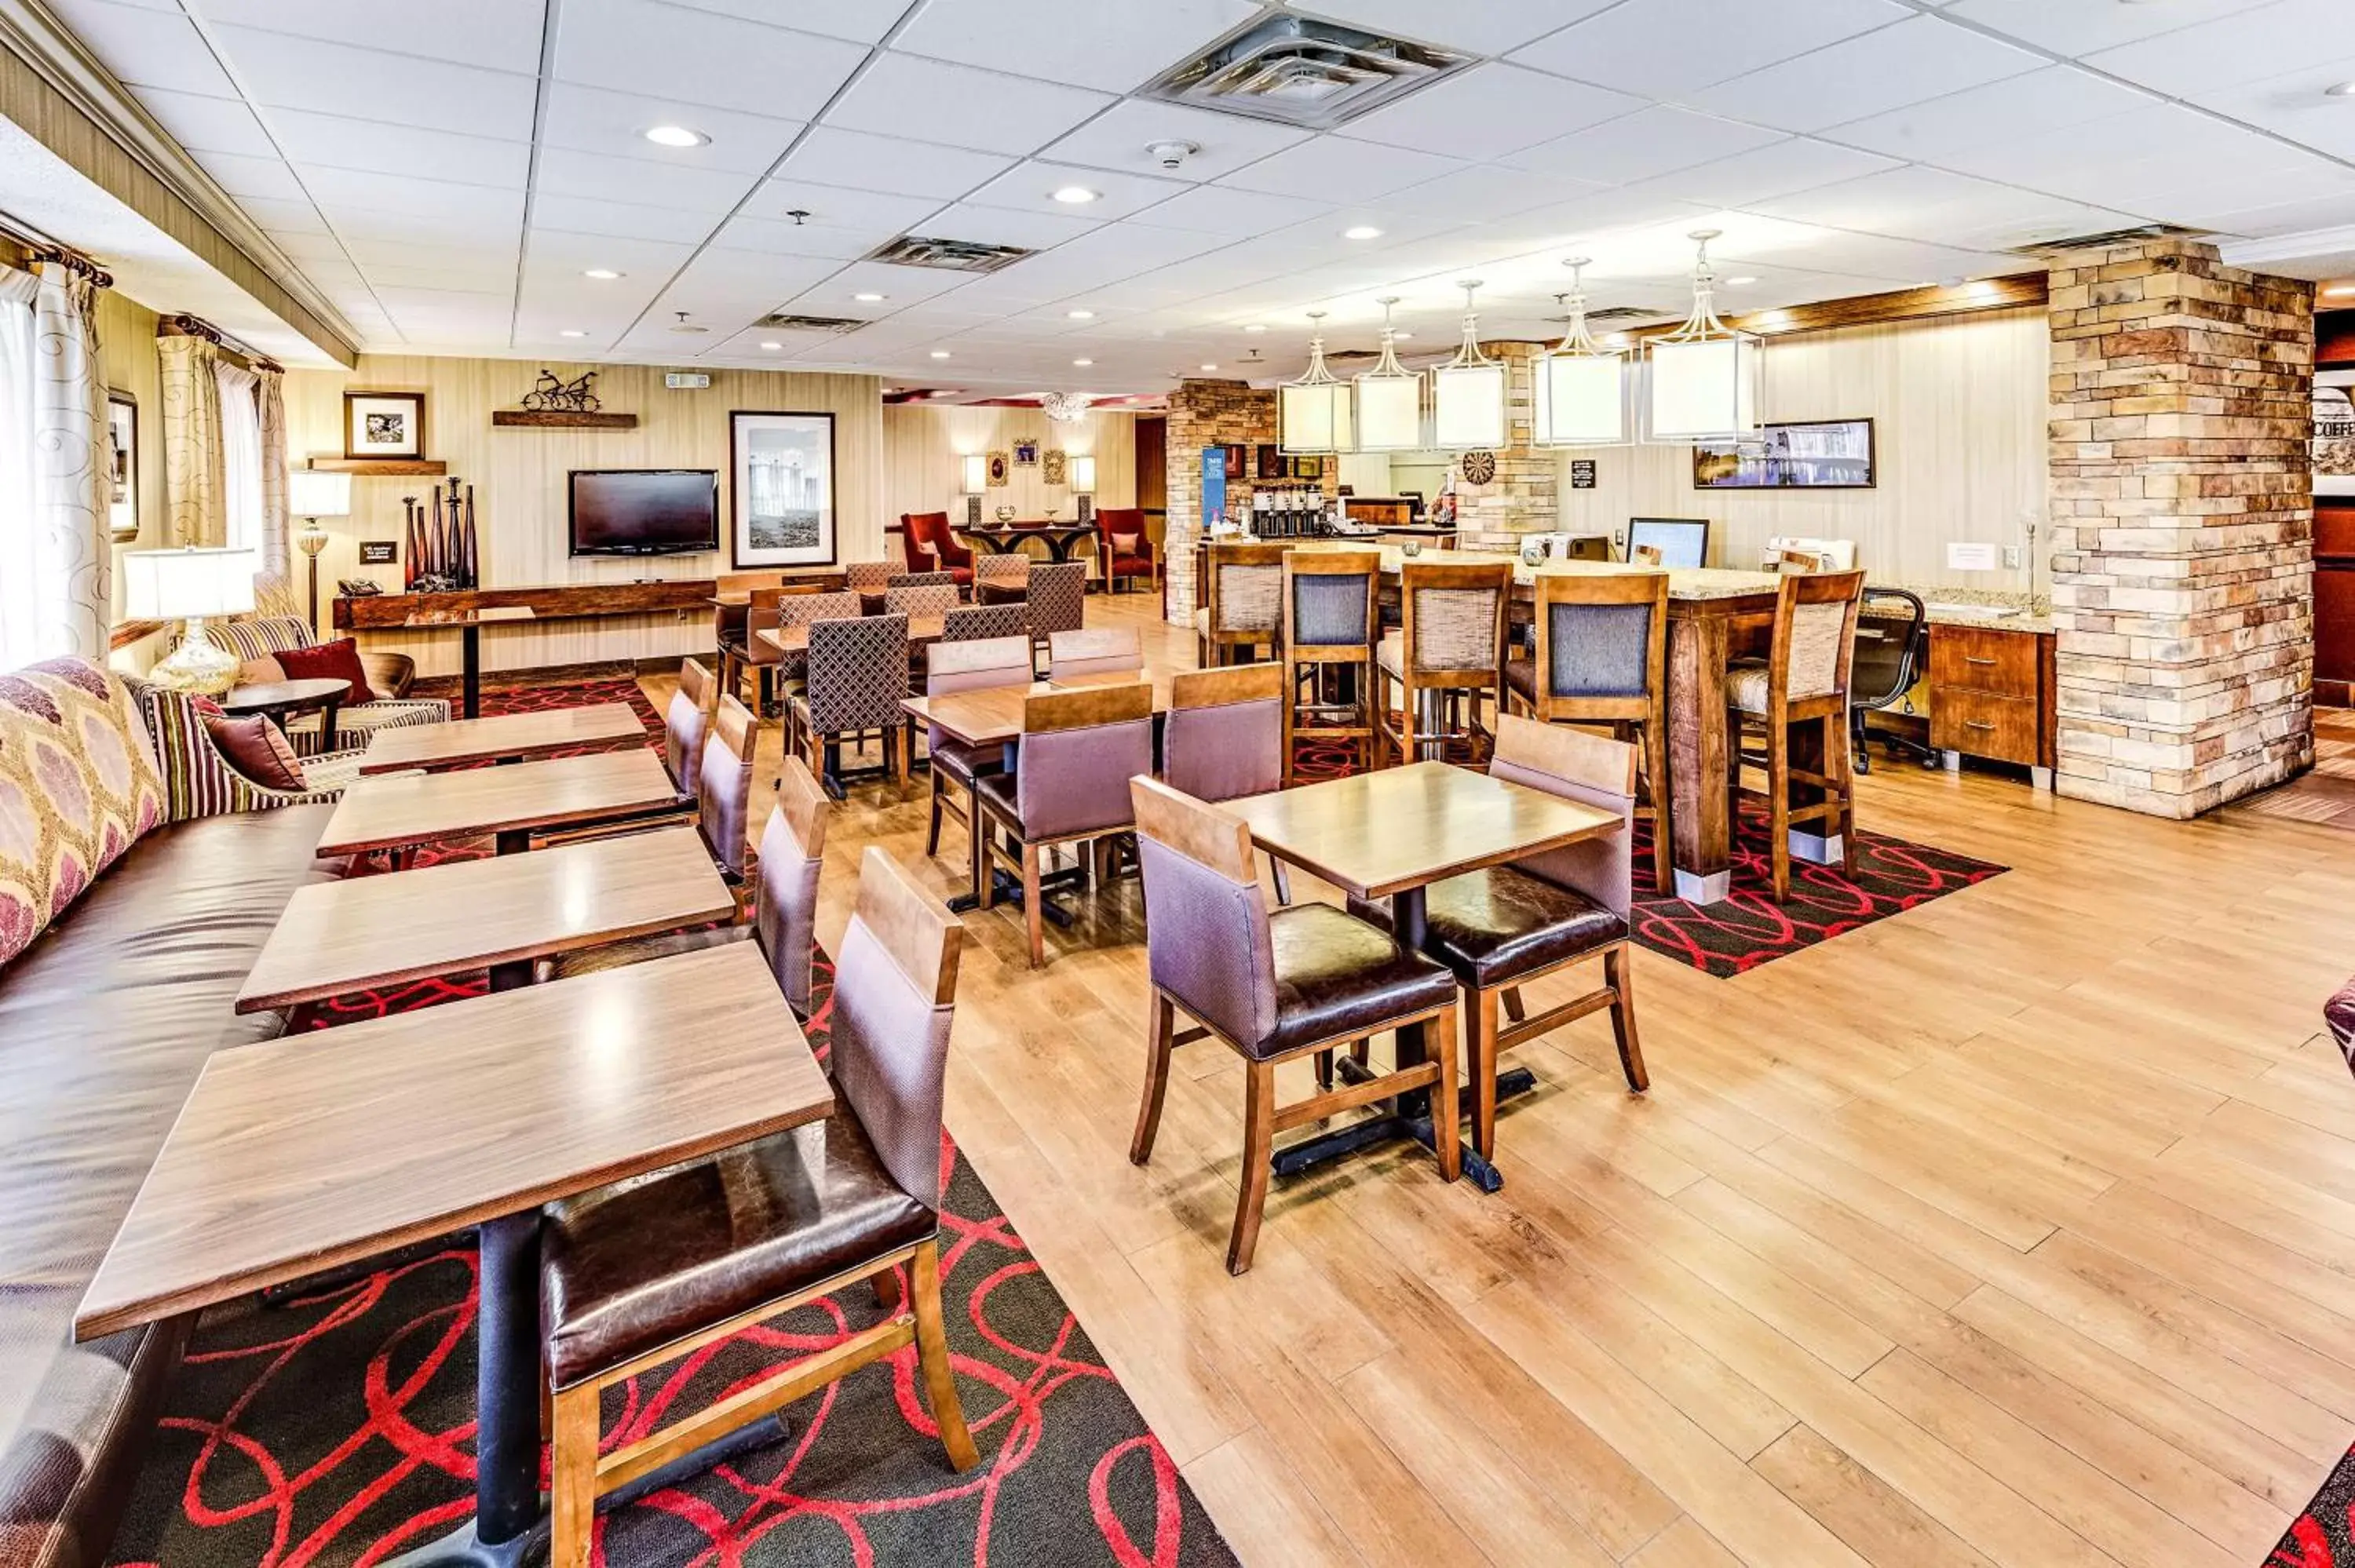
[2274,1446,2355,1566]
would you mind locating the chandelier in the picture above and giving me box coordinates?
[1431,279,1506,451]
[1278,310,1354,453]
[1535,258,1629,447]
[1645,229,1762,443]
[1353,297,1422,451]
[1039,391,1093,425]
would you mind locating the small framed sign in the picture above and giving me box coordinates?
[359,541,398,565]
[1570,459,1597,490]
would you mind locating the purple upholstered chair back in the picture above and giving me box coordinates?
[756,755,827,1016]
[665,657,715,789]
[696,694,758,879]
[827,846,963,1205]
[1130,777,1279,1053]
[1487,714,1635,920]
[925,635,1031,752]
[803,614,908,736]
[1015,683,1152,840]
[1163,663,1283,804]
[1047,626,1142,680]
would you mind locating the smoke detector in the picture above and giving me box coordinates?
[1147,139,1199,172]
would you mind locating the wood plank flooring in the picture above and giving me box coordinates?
[643,595,2355,1568]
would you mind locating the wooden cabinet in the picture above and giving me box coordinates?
[1926,623,2056,786]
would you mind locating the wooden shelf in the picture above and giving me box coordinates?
[335,579,717,632]
[491,410,639,430]
[307,458,448,476]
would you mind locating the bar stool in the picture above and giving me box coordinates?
[1375,560,1510,766]
[1280,549,1378,782]
[1728,568,1867,902]
[1194,541,1287,668]
[1505,569,1674,893]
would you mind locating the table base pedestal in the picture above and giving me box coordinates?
[1270,1064,1535,1194]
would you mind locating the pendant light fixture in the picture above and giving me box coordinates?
[1278,310,1354,454]
[1354,296,1422,452]
[1432,279,1506,450]
[1645,229,1762,443]
[1535,257,1630,447]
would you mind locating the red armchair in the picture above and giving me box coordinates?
[900,512,973,588]
[1095,508,1155,594]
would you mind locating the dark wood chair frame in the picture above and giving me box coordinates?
[1375,560,1511,767]
[1196,541,1289,669]
[1280,549,1378,784]
[976,681,1153,968]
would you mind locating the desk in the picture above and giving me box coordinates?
[401,605,535,717]
[357,702,647,774]
[239,824,732,1010]
[82,940,831,1566]
[319,747,677,856]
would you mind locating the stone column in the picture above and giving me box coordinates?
[2046,238,2314,816]
[1451,341,1559,547]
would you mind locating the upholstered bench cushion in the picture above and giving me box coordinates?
[1254,903,1458,1060]
[285,696,451,757]
[1418,866,1627,989]
[539,1107,935,1388]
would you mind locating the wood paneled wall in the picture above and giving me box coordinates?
[283,356,882,675]
[97,288,166,562]
[1554,305,2048,592]
[882,403,1137,526]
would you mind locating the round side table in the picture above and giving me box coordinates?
[220,676,352,753]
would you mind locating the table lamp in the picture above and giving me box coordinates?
[960,452,988,527]
[289,469,350,633]
[1068,453,1097,525]
[122,546,257,693]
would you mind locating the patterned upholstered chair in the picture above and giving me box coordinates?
[542,848,977,1568]
[942,601,1027,643]
[1376,560,1510,767]
[1024,561,1087,667]
[1126,776,1460,1273]
[791,613,910,797]
[1728,568,1866,902]
[1046,626,1141,681]
[771,589,861,748]
[885,579,961,622]
[921,634,1034,884]
[845,559,896,613]
[1194,541,1286,668]
[975,550,1030,606]
[974,682,1152,968]
[663,657,717,799]
[210,614,447,756]
[1095,507,1156,594]
[1280,548,1378,781]
[133,684,361,818]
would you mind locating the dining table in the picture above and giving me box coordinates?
[82,940,833,1568]
[1223,758,1623,1191]
[317,746,680,856]
[356,702,648,773]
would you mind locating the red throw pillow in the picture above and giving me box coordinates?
[199,709,307,790]
[273,637,378,705]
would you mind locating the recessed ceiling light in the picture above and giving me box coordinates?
[2326,80,2355,96]
[583,268,623,280]
[1342,225,1382,240]
[1073,357,1094,366]
[559,329,586,337]
[1052,184,1100,204]
[1724,275,1758,286]
[930,350,951,359]
[1200,362,1218,370]
[853,292,885,302]
[1243,324,1267,334]
[760,341,782,349]
[1067,308,1096,319]
[643,125,709,148]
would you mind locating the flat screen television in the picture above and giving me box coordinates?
[568,469,718,556]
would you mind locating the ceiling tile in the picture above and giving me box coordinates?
[823,56,1115,157]
[1638,137,1901,206]
[1499,106,1787,185]
[893,0,1256,91]
[1375,162,1608,222]
[528,192,726,244]
[523,228,697,278]
[1335,62,1644,161]
[2084,0,2351,93]
[1512,0,1908,99]
[965,160,1192,221]
[1941,0,2283,59]
[1685,16,2043,134]
[1214,137,1470,203]
[195,0,546,71]
[2195,71,2355,162]
[51,1,236,94]
[920,201,1102,250]
[772,128,1014,199]
[1749,165,2144,251]
[535,146,761,213]
[1303,0,1619,55]
[747,180,942,232]
[304,167,526,223]
[134,86,276,158]
[1037,99,1309,183]
[1819,65,2160,162]
[1123,183,1333,236]
[271,109,529,188]
[539,83,805,176]
[554,0,868,118]
[210,25,536,140]
[713,213,901,261]
[641,0,907,46]
[784,257,973,305]
[246,199,331,235]
[191,149,307,202]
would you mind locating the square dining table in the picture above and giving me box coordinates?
[81,940,832,1567]
[356,702,648,774]
[319,746,680,855]
[1223,760,1622,1191]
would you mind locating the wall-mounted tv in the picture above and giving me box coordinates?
[568,469,719,556]
[1694,418,1875,490]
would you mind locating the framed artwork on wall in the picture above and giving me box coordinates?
[1042,449,1067,485]
[987,450,1010,487]
[728,410,838,567]
[105,390,137,542]
[2318,370,2355,498]
[343,391,425,459]
[1693,418,1874,489]
[1012,439,1039,467]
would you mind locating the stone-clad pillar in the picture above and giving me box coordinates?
[2046,239,2314,817]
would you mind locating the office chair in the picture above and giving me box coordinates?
[1850,587,1935,773]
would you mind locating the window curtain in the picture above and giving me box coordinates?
[0,268,38,667]
[0,261,111,666]
[255,364,289,585]
[216,358,261,555]
[158,331,224,546]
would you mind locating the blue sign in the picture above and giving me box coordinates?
[1200,447,1225,531]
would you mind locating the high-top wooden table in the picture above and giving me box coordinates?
[82,941,831,1568]
[758,614,947,658]
[356,702,647,774]
[1224,760,1622,1191]
[239,825,733,1009]
[319,746,679,855]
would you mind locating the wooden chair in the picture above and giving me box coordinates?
[1375,560,1510,766]
[543,848,977,1568]
[1728,567,1867,902]
[714,571,787,705]
[1280,548,1378,782]
[1163,662,1291,904]
[1505,570,1674,893]
[1047,626,1142,680]
[791,612,910,799]
[1023,561,1087,663]
[974,682,1153,968]
[1126,777,1460,1274]
[921,634,1033,881]
[885,579,961,622]
[1194,541,1287,668]
[662,656,717,798]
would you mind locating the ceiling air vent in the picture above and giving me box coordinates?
[754,312,866,334]
[1144,13,1470,131]
[2009,223,2200,255]
[867,235,1035,273]
[1582,306,1670,324]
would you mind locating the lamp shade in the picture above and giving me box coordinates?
[1646,333,1762,442]
[1536,349,1629,446]
[1068,453,1097,492]
[1354,371,1422,451]
[1432,362,1507,450]
[960,453,988,494]
[287,469,352,518]
[1279,381,1355,454]
[121,547,257,620]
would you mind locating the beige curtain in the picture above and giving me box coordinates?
[158,331,224,546]
[0,261,112,663]
[256,364,289,584]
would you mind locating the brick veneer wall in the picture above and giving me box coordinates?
[2047,238,2315,817]
[1162,377,1338,625]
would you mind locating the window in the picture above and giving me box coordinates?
[216,359,263,553]
[0,269,38,667]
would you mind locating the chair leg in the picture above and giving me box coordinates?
[1429,1005,1461,1183]
[1314,1048,1335,1091]
[549,1381,601,1568]
[1270,858,1292,906]
[1021,841,1046,968]
[1643,717,1674,895]
[873,1266,904,1311]
[1132,991,1174,1164]
[1470,987,1500,1165]
[1500,986,1525,1024]
[1769,720,1792,903]
[1228,1059,1276,1275]
[975,816,997,911]
[911,1239,980,1471]
[926,770,946,857]
[1831,713,1859,877]
[1605,943,1648,1091]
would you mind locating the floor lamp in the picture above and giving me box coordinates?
[288,469,350,636]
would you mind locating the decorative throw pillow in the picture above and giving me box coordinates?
[197,706,307,790]
[1112,532,1143,560]
[238,655,287,686]
[273,637,379,705]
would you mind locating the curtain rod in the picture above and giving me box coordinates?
[0,210,114,287]
[160,312,282,374]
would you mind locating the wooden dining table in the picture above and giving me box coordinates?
[356,702,647,774]
[1224,759,1623,1191]
[82,941,833,1567]
[758,614,947,658]
[318,746,680,855]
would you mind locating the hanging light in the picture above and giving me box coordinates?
[1646,229,1762,443]
[1279,310,1355,454]
[1535,258,1630,447]
[1354,296,1422,452]
[1431,279,1506,450]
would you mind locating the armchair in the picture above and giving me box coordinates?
[1095,508,1156,594]
[209,614,447,757]
[134,684,361,820]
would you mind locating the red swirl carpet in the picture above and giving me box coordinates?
[2276,1446,2355,1566]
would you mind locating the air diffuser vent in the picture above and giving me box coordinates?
[2010,223,2200,254]
[754,312,866,334]
[867,235,1035,273]
[1145,13,1470,131]
[1582,306,1670,323]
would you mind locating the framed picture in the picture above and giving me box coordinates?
[105,390,137,542]
[1012,439,1040,468]
[1042,449,1067,486]
[728,410,837,567]
[343,391,425,460]
[987,450,1010,487]
[1694,418,1875,489]
[2317,370,2355,498]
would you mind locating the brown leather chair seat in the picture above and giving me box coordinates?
[1258,903,1459,1059]
[1503,658,1537,704]
[926,735,1002,786]
[540,922,747,983]
[539,1107,937,1388]
[1415,868,1628,990]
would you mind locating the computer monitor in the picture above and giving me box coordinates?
[1627,517,1710,569]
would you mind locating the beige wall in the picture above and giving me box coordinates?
[95,287,165,597]
[283,356,882,675]
[1552,305,2047,593]
[882,403,1136,529]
